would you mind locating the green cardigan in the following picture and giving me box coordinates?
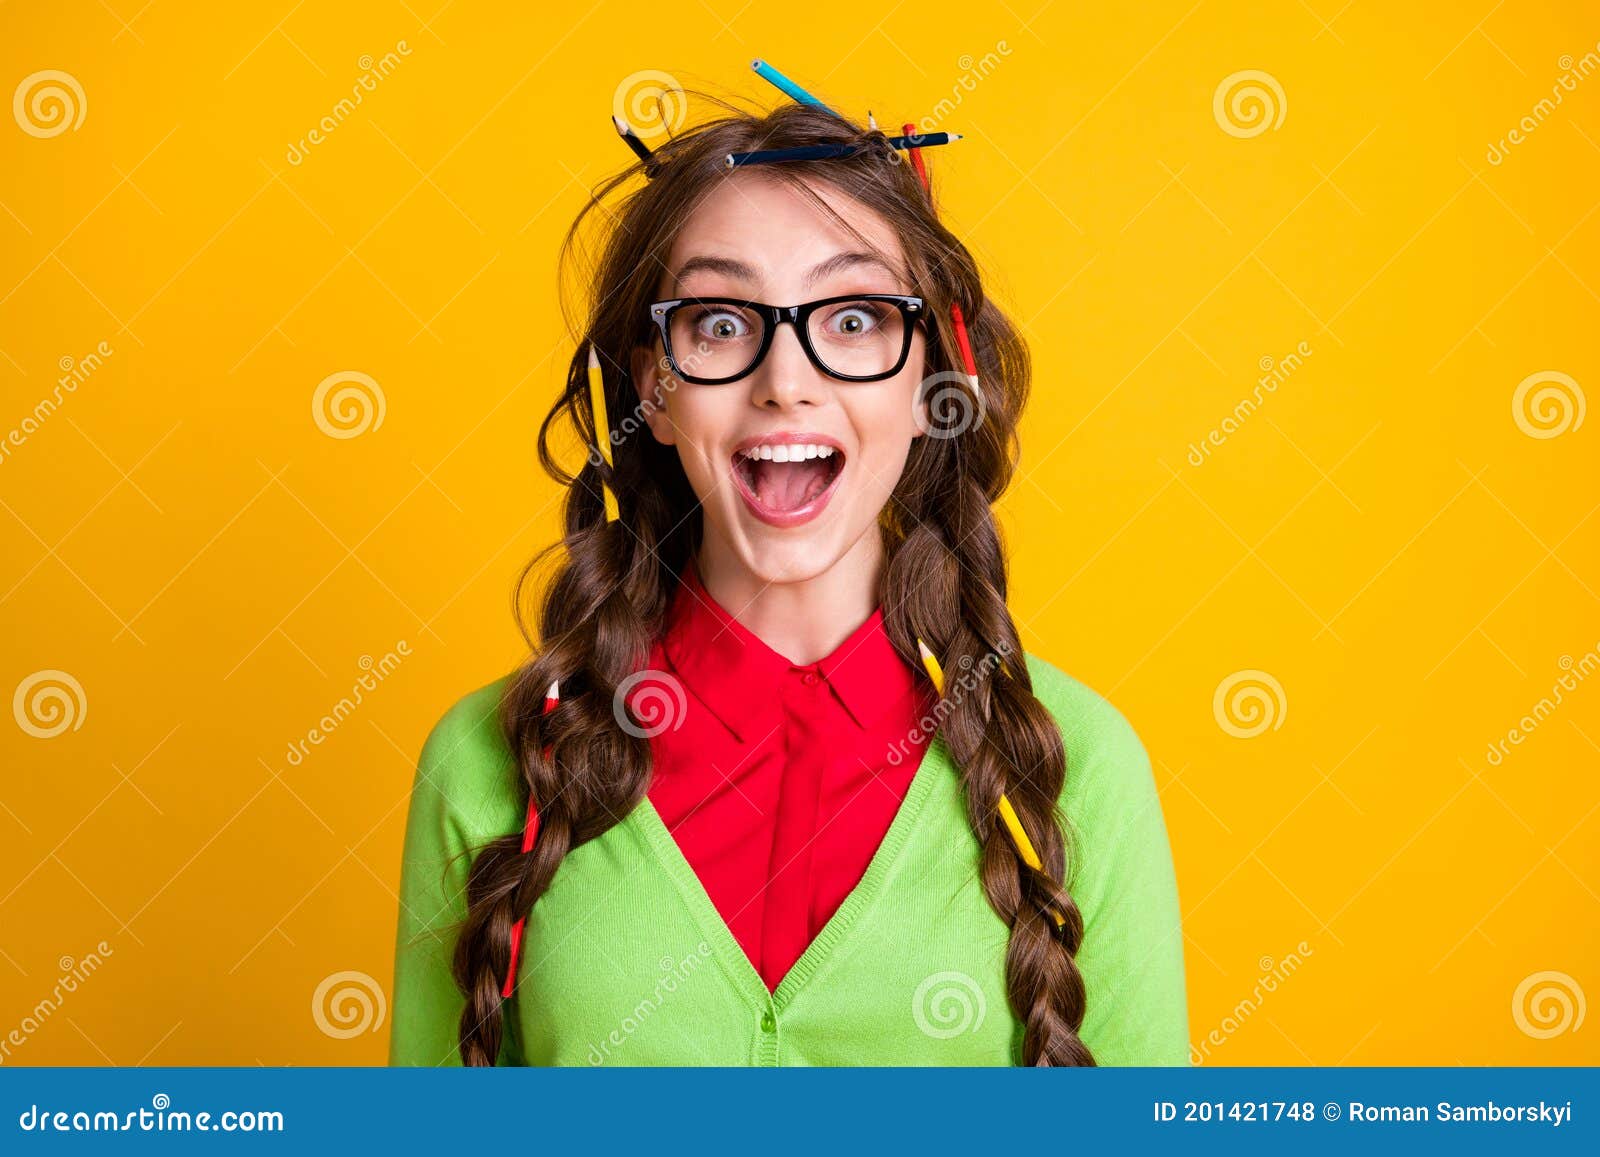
[388,653,1189,1066]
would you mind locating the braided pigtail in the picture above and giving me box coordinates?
[451,340,685,1066]
[882,274,1094,1067]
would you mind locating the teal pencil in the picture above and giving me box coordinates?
[750,59,837,116]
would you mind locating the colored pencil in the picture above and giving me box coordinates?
[502,679,561,999]
[750,59,836,115]
[611,114,655,167]
[902,122,981,393]
[726,132,962,169]
[587,345,620,521]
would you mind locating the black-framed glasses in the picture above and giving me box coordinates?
[648,293,925,385]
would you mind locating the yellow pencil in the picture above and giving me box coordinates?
[586,345,620,522]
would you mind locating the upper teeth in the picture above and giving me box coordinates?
[739,443,836,462]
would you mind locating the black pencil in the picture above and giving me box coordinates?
[611,115,655,167]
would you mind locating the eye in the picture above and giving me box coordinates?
[692,307,754,341]
[820,301,886,338]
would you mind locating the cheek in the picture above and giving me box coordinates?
[664,392,736,487]
[845,385,922,489]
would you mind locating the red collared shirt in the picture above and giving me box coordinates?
[635,564,937,993]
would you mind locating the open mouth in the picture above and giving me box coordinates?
[731,440,846,527]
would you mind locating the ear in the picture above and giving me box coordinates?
[630,343,677,447]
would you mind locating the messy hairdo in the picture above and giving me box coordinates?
[451,90,1093,1066]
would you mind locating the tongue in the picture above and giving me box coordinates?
[753,458,830,511]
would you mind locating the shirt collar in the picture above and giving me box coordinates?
[661,560,929,743]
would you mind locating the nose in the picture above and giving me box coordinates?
[748,319,827,410]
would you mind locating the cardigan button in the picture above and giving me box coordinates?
[760,1010,776,1033]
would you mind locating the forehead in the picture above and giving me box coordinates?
[660,171,907,290]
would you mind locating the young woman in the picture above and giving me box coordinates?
[388,97,1187,1067]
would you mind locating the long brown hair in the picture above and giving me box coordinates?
[451,91,1092,1066]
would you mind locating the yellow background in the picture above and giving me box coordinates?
[2,0,1596,1065]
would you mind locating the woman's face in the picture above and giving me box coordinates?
[631,172,926,588]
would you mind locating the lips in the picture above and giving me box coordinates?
[730,435,846,528]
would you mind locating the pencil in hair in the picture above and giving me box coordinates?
[611,114,657,172]
[726,133,962,169]
[750,58,837,116]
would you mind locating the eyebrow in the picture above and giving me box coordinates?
[671,251,905,293]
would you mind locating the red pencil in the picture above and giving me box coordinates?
[502,679,560,999]
[904,122,980,391]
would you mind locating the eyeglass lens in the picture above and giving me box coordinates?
[669,299,907,380]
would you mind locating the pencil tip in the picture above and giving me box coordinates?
[750,59,763,70]
[611,114,628,136]
[587,344,600,369]
[949,133,964,141]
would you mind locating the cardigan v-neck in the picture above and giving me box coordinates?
[637,561,937,994]
[390,651,1190,1066]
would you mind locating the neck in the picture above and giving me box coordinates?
[694,531,884,665]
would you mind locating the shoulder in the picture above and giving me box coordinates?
[1021,652,1162,860]
[1022,652,1151,794]
[409,675,521,844]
